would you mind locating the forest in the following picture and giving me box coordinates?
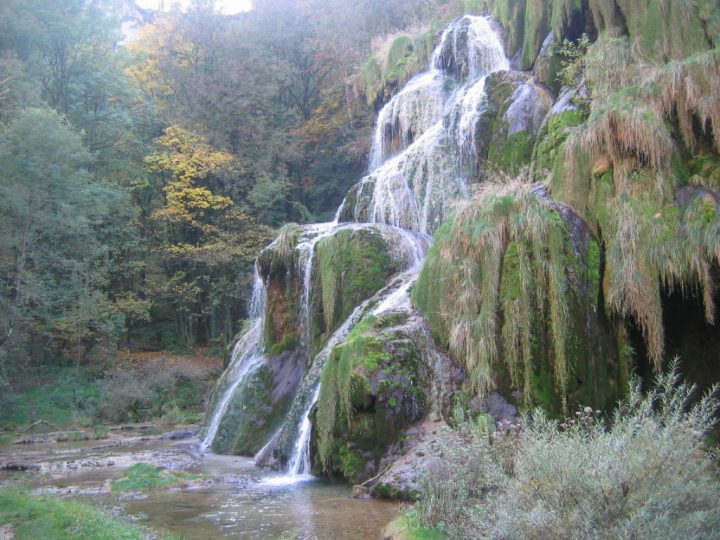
[1,0,720,539]
[0,0,451,370]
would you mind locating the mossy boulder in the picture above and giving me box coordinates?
[209,350,303,455]
[257,224,302,356]
[474,70,552,174]
[309,227,405,353]
[312,312,431,484]
[413,182,622,414]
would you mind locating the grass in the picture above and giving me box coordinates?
[110,463,199,493]
[0,488,181,539]
[413,178,583,401]
[0,354,213,432]
[0,367,100,431]
[384,511,447,540]
[0,433,15,449]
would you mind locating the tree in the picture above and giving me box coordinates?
[0,108,129,364]
[144,125,274,348]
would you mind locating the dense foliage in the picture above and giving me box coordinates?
[0,0,453,376]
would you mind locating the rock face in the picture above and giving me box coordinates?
[476,70,552,174]
[312,309,463,484]
[210,224,414,457]
[205,5,720,496]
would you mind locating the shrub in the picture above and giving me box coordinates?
[558,33,590,88]
[417,363,720,538]
[96,359,204,423]
[97,371,153,423]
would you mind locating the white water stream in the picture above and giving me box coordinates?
[201,270,266,451]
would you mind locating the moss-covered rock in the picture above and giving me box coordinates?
[312,312,431,484]
[257,224,302,356]
[602,0,712,61]
[309,227,404,353]
[210,350,303,455]
[362,28,440,109]
[413,181,621,414]
[533,31,555,85]
[481,0,585,70]
[473,70,552,174]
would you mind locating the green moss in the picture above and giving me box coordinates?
[463,0,484,13]
[521,0,551,69]
[267,335,299,356]
[616,0,710,61]
[0,489,178,540]
[534,109,584,175]
[372,483,420,502]
[490,0,527,58]
[387,36,414,73]
[338,445,365,483]
[315,314,426,482]
[363,57,383,107]
[210,364,291,455]
[488,130,534,173]
[484,0,585,70]
[111,463,198,493]
[361,28,437,107]
[258,225,303,355]
[412,221,455,347]
[415,181,619,413]
[310,228,398,352]
[501,242,522,301]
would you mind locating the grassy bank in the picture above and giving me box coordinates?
[0,489,180,540]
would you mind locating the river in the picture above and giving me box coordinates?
[0,428,399,539]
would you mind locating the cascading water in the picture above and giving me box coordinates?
[207,15,509,480]
[339,15,508,235]
[202,269,266,451]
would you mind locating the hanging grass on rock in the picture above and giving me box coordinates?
[413,177,599,403]
[555,45,720,369]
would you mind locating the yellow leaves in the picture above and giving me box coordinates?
[126,16,186,98]
[145,125,233,182]
[126,13,194,97]
[154,180,232,224]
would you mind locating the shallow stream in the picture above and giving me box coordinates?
[0,430,399,539]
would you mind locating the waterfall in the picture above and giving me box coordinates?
[209,15,509,479]
[297,223,341,349]
[285,384,321,476]
[269,227,427,480]
[201,270,266,451]
[339,15,508,235]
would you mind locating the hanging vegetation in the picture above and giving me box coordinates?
[413,177,610,405]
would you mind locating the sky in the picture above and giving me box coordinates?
[136,0,253,14]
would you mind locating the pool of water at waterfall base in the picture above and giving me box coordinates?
[0,434,399,539]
